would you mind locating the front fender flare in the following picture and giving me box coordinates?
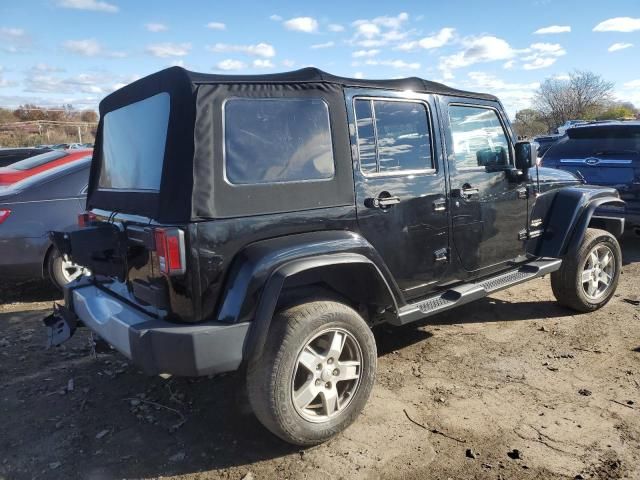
[535,186,624,258]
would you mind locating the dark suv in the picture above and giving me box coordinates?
[46,67,625,446]
[542,122,640,232]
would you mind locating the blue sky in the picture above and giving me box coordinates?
[1,0,639,117]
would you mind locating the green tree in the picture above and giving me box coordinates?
[513,108,548,138]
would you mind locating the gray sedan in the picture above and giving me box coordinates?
[0,157,90,289]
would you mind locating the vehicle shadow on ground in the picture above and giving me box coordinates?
[0,279,61,305]
[621,231,640,265]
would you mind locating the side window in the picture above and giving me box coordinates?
[354,99,433,175]
[224,98,335,185]
[448,105,511,169]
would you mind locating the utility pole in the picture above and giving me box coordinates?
[77,125,82,143]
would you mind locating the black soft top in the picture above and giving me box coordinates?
[100,66,496,110]
[89,67,498,222]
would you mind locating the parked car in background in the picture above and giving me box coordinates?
[556,120,588,135]
[0,158,90,289]
[542,122,640,232]
[0,148,92,186]
[51,143,71,150]
[0,147,52,168]
[533,134,563,163]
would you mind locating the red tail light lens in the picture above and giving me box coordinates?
[154,228,186,275]
[0,209,11,224]
[78,211,97,227]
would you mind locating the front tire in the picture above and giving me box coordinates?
[246,300,377,446]
[551,228,621,312]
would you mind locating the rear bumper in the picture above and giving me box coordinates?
[62,282,250,376]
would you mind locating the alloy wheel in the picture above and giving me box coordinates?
[291,328,363,423]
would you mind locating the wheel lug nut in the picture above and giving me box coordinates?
[325,382,331,389]
[316,364,322,370]
[315,379,321,386]
[333,369,339,376]
[327,358,334,365]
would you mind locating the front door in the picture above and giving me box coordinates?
[346,88,450,300]
[440,99,528,273]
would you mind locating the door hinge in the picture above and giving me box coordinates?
[517,187,529,199]
[434,248,449,263]
[519,228,543,241]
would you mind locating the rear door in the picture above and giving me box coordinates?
[346,88,450,300]
[439,98,528,274]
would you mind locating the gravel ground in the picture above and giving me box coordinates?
[1,233,639,480]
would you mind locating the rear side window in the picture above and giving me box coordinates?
[224,98,334,185]
[546,125,640,163]
[355,99,433,175]
[448,105,510,169]
[9,150,67,171]
[99,91,170,192]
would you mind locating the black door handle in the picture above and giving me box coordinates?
[452,185,479,199]
[365,194,401,209]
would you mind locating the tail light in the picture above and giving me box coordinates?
[0,209,11,224]
[154,228,186,276]
[78,211,97,227]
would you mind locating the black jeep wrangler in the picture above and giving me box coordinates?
[46,67,625,446]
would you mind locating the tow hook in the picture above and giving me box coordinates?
[43,303,79,348]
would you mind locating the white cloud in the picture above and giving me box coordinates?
[63,39,101,56]
[419,27,455,49]
[439,36,514,78]
[284,17,319,33]
[311,41,335,49]
[145,23,167,32]
[30,63,65,73]
[353,71,364,79]
[396,27,455,51]
[146,42,191,57]
[0,27,31,53]
[594,17,640,32]
[328,24,344,32]
[350,12,411,48]
[63,39,126,58]
[465,72,540,116]
[207,42,276,58]
[352,49,379,58]
[56,0,118,13]
[216,59,246,71]
[206,22,226,30]
[363,59,420,70]
[534,25,571,34]
[269,14,282,22]
[608,42,633,52]
[623,79,640,89]
[253,59,274,68]
[282,59,296,68]
[522,42,566,70]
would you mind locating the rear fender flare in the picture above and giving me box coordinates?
[213,230,400,366]
[243,253,398,365]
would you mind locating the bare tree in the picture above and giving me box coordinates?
[533,71,614,130]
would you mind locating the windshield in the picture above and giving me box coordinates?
[8,150,68,171]
[98,92,170,191]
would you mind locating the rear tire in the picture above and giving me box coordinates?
[551,228,621,312]
[246,300,377,446]
[47,248,88,291]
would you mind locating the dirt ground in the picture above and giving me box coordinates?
[1,233,639,480]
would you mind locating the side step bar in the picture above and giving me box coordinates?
[394,258,562,326]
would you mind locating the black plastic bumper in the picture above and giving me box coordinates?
[48,282,250,377]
